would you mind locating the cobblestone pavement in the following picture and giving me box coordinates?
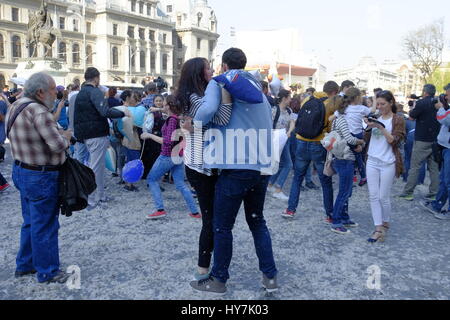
[1,144,449,300]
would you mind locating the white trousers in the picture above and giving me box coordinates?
[367,157,396,226]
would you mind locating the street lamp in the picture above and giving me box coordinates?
[67,0,86,72]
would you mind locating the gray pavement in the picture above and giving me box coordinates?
[0,143,449,300]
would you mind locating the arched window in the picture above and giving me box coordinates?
[162,53,168,72]
[112,46,119,66]
[12,35,21,58]
[86,45,93,65]
[150,52,155,71]
[58,42,67,61]
[140,50,145,70]
[72,43,80,64]
[0,74,5,90]
[0,34,4,57]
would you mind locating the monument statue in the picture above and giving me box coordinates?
[27,0,61,58]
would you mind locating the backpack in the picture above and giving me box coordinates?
[111,119,124,140]
[295,97,327,139]
[273,105,292,129]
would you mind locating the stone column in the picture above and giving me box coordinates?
[135,43,141,73]
[124,39,131,82]
[145,45,151,75]
[155,44,161,75]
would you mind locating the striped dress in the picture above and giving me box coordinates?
[184,93,232,176]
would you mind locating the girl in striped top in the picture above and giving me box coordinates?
[330,88,365,235]
[176,57,232,281]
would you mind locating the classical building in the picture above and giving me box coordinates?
[0,0,219,89]
[159,0,219,82]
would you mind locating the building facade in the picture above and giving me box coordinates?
[159,0,219,84]
[0,0,219,89]
[333,56,424,100]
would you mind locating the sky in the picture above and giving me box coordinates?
[208,0,450,74]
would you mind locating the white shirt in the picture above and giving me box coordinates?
[368,116,395,164]
[335,104,371,135]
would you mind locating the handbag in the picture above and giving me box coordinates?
[323,151,336,177]
[59,155,97,217]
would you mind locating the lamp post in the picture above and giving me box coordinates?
[67,0,86,72]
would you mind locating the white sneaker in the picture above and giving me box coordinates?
[272,191,289,200]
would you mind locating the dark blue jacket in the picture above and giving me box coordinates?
[409,96,440,143]
[74,84,125,141]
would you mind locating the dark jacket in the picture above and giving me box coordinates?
[58,156,97,217]
[73,84,125,141]
[409,96,440,143]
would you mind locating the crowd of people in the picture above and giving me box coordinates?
[1,46,450,294]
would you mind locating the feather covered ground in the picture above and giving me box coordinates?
[0,144,449,300]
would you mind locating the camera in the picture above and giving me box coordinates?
[153,77,168,93]
[408,94,421,108]
[367,112,380,119]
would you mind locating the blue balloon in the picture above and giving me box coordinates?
[129,105,147,127]
[122,159,144,183]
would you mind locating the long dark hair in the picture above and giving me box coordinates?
[276,89,291,105]
[175,57,209,113]
[377,90,397,113]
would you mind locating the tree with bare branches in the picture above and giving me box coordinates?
[403,18,445,83]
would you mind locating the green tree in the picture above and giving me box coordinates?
[429,63,450,92]
[403,19,445,83]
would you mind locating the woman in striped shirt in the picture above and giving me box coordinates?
[176,57,232,281]
[330,89,365,235]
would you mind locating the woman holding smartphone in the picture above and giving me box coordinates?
[364,91,405,243]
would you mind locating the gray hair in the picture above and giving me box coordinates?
[24,72,54,99]
[423,84,436,97]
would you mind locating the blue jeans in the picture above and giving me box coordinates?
[403,132,426,183]
[331,159,354,227]
[287,140,334,217]
[74,142,89,165]
[289,135,312,183]
[124,147,140,163]
[211,170,277,283]
[432,148,450,212]
[12,164,61,283]
[269,142,293,189]
[147,155,198,213]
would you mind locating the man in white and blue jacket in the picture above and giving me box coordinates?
[189,48,278,294]
[422,84,450,220]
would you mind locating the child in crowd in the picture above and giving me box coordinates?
[332,87,376,186]
[141,95,200,219]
